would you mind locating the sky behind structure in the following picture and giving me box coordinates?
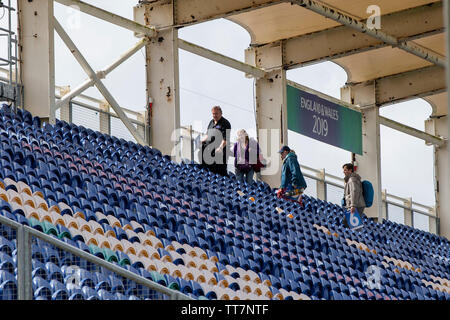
[0,0,435,230]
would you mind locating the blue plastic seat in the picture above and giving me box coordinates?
[50,280,69,300]
[0,237,14,255]
[0,277,17,300]
[82,286,100,300]
[109,275,125,294]
[0,252,15,274]
[95,272,112,292]
[98,289,115,300]
[33,276,52,300]
[177,278,192,295]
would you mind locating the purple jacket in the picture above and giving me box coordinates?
[233,138,260,172]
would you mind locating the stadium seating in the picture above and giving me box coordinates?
[0,103,449,300]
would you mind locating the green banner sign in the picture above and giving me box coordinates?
[287,84,363,155]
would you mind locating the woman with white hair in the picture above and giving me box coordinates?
[233,129,262,184]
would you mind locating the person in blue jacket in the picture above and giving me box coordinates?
[276,145,307,206]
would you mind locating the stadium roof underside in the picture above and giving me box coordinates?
[159,0,447,116]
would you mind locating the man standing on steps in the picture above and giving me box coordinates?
[276,146,307,207]
[343,163,366,216]
[200,106,231,176]
[342,163,366,229]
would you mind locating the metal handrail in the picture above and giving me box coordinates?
[0,214,192,300]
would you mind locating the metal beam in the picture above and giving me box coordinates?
[135,0,284,28]
[54,0,157,37]
[53,38,149,111]
[346,66,446,108]
[258,2,443,70]
[375,65,446,107]
[53,17,147,146]
[178,38,266,78]
[379,116,446,147]
[287,0,446,68]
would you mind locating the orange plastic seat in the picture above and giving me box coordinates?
[63,215,78,229]
[237,279,252,294]
[164,241,176,252]
[192,269,206,283]
[72,209,85,220]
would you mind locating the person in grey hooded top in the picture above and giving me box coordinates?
[343,163,365,215]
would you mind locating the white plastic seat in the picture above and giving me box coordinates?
[178,265,194,281]
[96,234,112,249]
[106,215,121,228]
[182,254,197,268]
[202,270,216,285]
[193,247,208,260]
[88,220,104,235]
[192,257,208,270]
[22,204,39,220]
[76,217,91,233]
[20,193,36,208]
[16,181,32,196]
[121,239,137,256]
[166,262,183,278]
[37,207,52,223]
[7,189,22,205]
[107,236,124,252]
[130,220,144,232]
[148,235,163,249]
[49,211,65,226]
[181,243,196,257]
[137,232,152,246]
[63,215,79,229]
[154,260,170,275]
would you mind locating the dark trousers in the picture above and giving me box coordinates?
[200,143,228,176]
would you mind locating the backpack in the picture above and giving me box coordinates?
[362,180,374,208]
